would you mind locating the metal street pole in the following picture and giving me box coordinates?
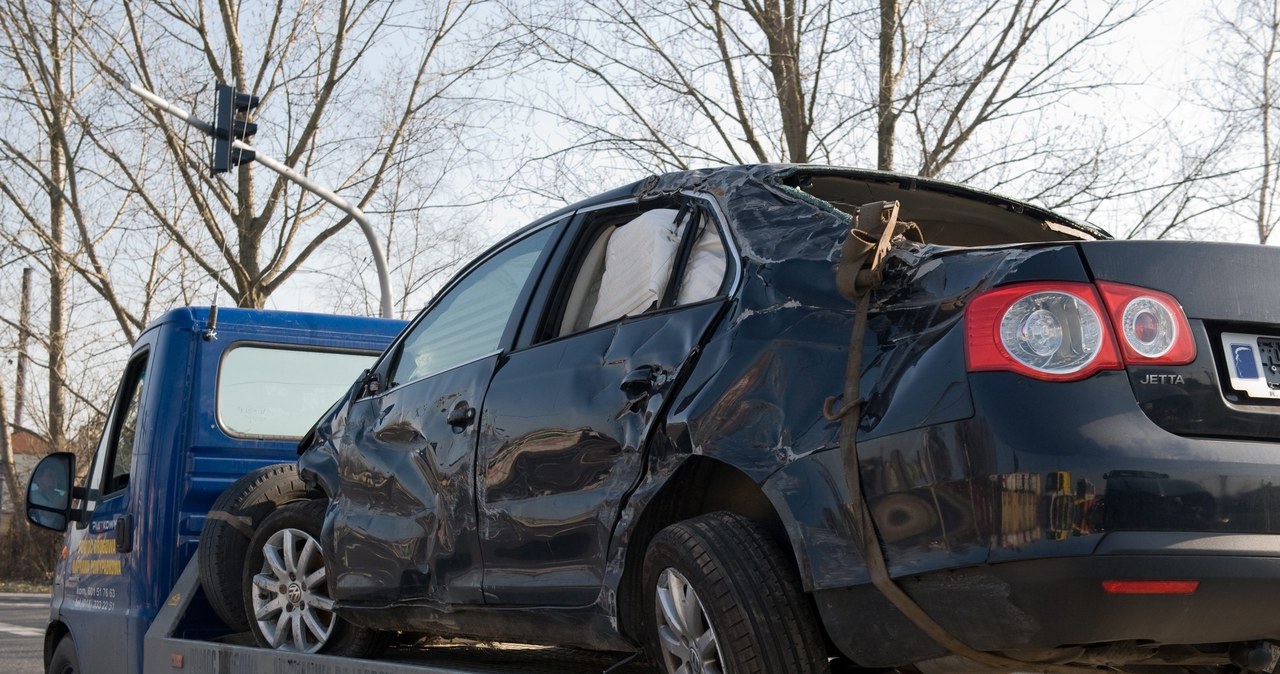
[127,83,395,319]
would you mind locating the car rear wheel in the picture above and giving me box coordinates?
[243,499,387,656]
[642,511,829,674]
[200,463,309,632]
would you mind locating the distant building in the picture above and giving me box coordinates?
[1,430,50,535]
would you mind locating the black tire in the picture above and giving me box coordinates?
[642,511,828,674]
[243,499,388,657]
[48,635,79,674]
[199,463,310,632]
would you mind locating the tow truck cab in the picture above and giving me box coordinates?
[25,307,403,674]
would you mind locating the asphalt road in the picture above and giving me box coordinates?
[0,593,46,674]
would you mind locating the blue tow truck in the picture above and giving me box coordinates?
[24,307,404,673]
[25,306,654,674]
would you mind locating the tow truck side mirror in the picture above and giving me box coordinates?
[27,452,76,532]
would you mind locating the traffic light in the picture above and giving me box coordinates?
[211,83,260,174]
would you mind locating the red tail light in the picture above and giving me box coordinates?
[966,280,1196,382]
[1095,281,1196,365]
[966,282,1123,382]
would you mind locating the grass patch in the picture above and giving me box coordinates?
[0,579,51,594]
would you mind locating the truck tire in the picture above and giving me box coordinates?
[641,511,828,674]
[49,635,80,674]
[199,463,309,632]
[244,499,388,657]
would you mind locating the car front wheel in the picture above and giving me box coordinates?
[200,462,309,632]
[243,499,387,657]
[641,511,829,674]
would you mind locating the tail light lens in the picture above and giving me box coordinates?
[1095,281,1196,365]
[967,282,1122,381]
[967,279,1199,381]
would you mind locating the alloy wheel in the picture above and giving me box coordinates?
[250,526,335,652]
[653,567,726,674]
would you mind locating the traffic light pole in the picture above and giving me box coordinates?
[128,83,395,320]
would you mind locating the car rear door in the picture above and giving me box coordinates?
[476,197,735,606]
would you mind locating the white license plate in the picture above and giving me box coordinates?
[1220,331,1280,399]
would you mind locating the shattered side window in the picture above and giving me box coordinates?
[557,206,728,337]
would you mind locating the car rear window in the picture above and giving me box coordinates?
[217,346,377,439]
[791,173,1103,245]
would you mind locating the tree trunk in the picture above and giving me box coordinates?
[1258,4,1278,244]
[15,267,31,428]
[47,0,68,454]
[877,0,900,172]
[757,1,809,162]
[3,269,31,529]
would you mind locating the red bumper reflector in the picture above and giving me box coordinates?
[1102,580,1199,595]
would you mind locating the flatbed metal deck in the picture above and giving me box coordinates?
[144,559,655,674]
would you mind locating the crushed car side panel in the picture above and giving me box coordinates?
[613,166,1101,595]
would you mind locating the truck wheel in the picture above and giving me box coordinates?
[642,511,828,674]
[199,463,309,632]
[49,635,79,674]
[244,499,387,656]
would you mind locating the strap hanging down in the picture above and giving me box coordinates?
[825,201,1098,674]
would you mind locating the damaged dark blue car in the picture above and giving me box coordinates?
[205,165,1280,674]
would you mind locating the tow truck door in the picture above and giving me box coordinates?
[61,337,154,673]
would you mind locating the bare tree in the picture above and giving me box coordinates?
[507,0,1152,213]
[0,0,513,511]
[0,0,84,455]
[507,0,866,170]
[73,0,507,310]
[1208,0,1280,244]
[880,0,1147,178]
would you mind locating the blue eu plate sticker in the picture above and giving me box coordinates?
[1232,343,1259,379]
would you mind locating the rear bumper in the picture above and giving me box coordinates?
[816,532,1280,668]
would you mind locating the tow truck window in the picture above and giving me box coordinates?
[86,352,149,499]
[217,347,377,439]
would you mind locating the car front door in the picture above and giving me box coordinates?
[477,199,734,605]
[325,224,558,606]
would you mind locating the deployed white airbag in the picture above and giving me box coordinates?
[588,209,681,326]
[677,225,726,305]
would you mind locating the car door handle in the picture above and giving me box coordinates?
[374,423,423,444]
[447,403,476,429]
[620,366,658,398]
[115,514,133,553]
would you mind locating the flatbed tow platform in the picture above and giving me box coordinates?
[145,558,655,674]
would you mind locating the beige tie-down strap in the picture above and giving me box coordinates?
[205,509,255,539]
[825,201,1099,674]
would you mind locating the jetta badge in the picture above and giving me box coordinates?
[1139,374,1185,385]
[1232,343,1260,380]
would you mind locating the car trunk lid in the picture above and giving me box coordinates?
[1078,240,1280,440]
